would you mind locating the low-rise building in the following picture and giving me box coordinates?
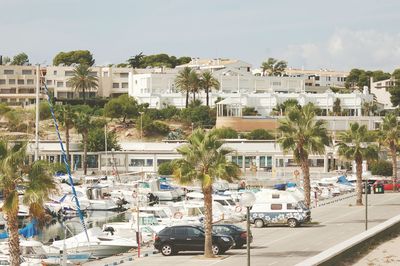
[370,78,395,110]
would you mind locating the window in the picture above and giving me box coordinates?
[231,156,243,167]
[27,79,34,85]
[56,81,63,87]
[120,73,129,78]
[187,227,203,237]
[53,71,57,75]
[260,156,272,168]
[272,194,280,199]
[213,226,230,235]
[87,155,98,168]
[121,82,128,89]
[4,70,14,75]
[8,79,15,85]
[315,76,320,81]
[0,79,5,85]
[271,204,282,210]
[113,83,119,88]
[66,81,72,87]
[245,156,256,168]
[272,82,281,86]
[46,80,52,85]
[129,159,153,167]
[89,72,98,77]
[65,71,74,76]
[18,79,24,85]
[103,71,109,77]
[287,203,295,210]
[173,227,186,237]
[22,70,32,75]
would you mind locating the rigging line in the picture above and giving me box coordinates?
[41,82,90,242]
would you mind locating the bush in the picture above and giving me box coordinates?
[39,101,52,120]
[87,127,121,152]
[147,121,170,136]
[51,162,67,174]
[167,128,185,140]
[242,107,258,116]
[180,105,216,127]
[246,129,274,140]
[370,160,392,176]
[158,161,174,175]
[55,98,109,108]
[214,127,238,139]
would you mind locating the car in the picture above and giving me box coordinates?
[372,179,400,191]
[212,224,252,248]
[154,225,234,256]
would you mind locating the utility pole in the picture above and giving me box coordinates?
[34,65,40,161]
[105,124,108,176]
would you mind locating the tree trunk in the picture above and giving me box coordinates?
[66,125,70,164]
[355,157,363,205]
[300,158,311,208]
[193,91,196,101]
[206,87,209,107]
[83,88,86,104]
[185,90,189,108]
[83,132,88,175]
[5,189,20,266]
[203,184,214,258]
[391,143,397,192]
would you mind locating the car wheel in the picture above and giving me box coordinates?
[254,219,264,228]
[288,218,298,228]
[212,244,221,255]
[161,243,174,256]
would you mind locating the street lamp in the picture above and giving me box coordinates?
[240,191,256,266]
[139,112,144,141]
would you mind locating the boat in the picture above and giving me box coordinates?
[51,227,137,259]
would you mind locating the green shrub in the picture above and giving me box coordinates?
[39,101,52,120]
[242,107,258,116]
[180,105,216,127]
[158,161,174,175]
[51,162,67,174]
[370,160,392,176]
[148,121,170,135]
[214,127,238,139]
[246,129,274,140]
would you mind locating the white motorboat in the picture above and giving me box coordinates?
[51,227,137,258]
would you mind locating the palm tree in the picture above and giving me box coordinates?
[337,123,378,205]
[175,67,193,108]
[278,103,330,207]
[379,113,400,191]
[189,71,200,102]
[200,71,220,107]
[56,104,75,163]
[261,58,287,76]
[0,141,57,266]
[68,64,98,103]
[73,112,91,175]
[173,129,240,258]
[333,98,341,116]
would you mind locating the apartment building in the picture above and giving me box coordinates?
[284,68,348,88]
[370,78,395,109]
[0,65,45,106]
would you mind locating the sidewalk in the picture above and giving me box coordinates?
[353,235,400,265]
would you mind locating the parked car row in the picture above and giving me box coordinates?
[154,224,252,256]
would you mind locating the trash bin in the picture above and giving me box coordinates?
[362,184,371,194]
[374,184,384,194]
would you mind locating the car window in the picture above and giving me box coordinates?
[271,204,283,210]
[187,227,203,237]
[159,228,171,236]
[173,227,187,237]
[213,226,230,234]
[287,203,295,209]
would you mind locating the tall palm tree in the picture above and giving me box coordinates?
[173,129,240,258]
[0,141,57,266]
[68,64,98,103]
[175,67,192,108]
[189,71,200,102]
[200,71,220,107]
[56,104,75,163]
[73,112,91,175]
[337,123,378,205]
[379,113,400,191]
[278,103,330,207]
[261,58,287,76]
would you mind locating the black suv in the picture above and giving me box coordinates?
[154,225,234,256]
[213,224,253,248]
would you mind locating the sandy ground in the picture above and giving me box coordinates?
[353,235,400,265]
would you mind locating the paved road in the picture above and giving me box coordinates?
[89,193,400,266]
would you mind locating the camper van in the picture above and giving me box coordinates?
[249,189,311,228]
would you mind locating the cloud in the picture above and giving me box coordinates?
[281,29,400,71]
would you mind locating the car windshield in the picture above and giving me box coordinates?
[297,201,308,210]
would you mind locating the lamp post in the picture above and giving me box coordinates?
[139,112,144,141]
[240,191,256,266]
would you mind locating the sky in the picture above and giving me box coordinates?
[1,0,400,72]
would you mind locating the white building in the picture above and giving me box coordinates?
[283,68,348,88]
[370,78,395,109]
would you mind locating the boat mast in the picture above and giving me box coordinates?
[34,64,40,161]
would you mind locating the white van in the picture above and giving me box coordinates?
[249,189,311,228]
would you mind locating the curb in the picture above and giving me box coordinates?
[101,251,159,266]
